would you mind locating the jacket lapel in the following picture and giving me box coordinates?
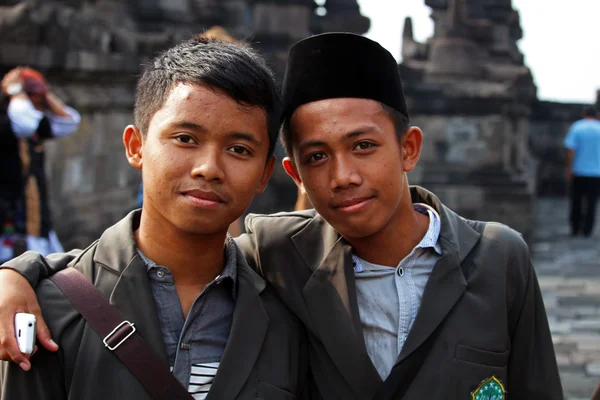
[207,247,269,400]
[395,251,465,364]
[296,218,382,399]
[92,211,169,365]
[395,187,481,365]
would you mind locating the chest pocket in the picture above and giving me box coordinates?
[455,344,510,368]
[257,381,296,400]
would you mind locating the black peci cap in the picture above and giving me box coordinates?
[281,32,408,123]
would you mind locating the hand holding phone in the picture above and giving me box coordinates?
[15,312,36,355]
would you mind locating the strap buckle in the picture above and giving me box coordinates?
[103,320,136,351]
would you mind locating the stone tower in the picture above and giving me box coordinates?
[401,0,538,241]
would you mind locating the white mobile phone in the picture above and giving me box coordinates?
[15,313,36,354]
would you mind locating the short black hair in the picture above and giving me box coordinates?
[134,36,281,157]
[280,101,410,157]
[583,107,597,118]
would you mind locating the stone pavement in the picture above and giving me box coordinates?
[532,197,600,400]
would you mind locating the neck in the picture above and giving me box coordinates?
[135,207,228,286]
[345,189,430,267]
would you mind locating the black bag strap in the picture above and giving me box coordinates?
[373,221,486,400]
[50,267,194,400]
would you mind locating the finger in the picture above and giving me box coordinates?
[32,308,57,352]
[0,332,30,370]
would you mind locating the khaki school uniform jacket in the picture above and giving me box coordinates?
[1,211,311,400]
[236,186,563,400]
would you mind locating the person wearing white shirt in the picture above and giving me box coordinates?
[0,67,81,262]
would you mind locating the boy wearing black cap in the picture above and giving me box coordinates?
[242,32,562,399]
[0,33,562,399]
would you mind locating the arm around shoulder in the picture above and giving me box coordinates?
[0,251,79,366]
[0,277,76,400]
[1,249,81,288]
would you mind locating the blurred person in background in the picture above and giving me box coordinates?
[564,107,600,237]
[0,67,81,263]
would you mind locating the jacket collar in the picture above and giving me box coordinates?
[208,245,268,400]
[91,210,170,365]
[409,186,481,263]
[292,186,482,397]
[92,211,270,399]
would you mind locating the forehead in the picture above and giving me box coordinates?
[290,98,389,137]
[149,82,268,135]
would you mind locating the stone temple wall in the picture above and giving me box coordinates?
[0,0,370,249]
[400,0,539,241]
[0,0,594,249]
[409,113,536,240]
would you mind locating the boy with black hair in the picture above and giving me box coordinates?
[252,33,561,399]
[0,36,311,400]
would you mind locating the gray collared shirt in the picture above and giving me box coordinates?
[137,237,237,400]
[353,203,442,380]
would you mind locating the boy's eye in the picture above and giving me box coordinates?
[307,152,327,164]
[355,141,375,150]
[176,135,195,144]
[228,146,251,155]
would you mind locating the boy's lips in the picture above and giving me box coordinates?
[331,196,374,213]
[181,189,226,207]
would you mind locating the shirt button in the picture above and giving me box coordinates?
[398,268,404,277]
[156,270,165,278]
[180,343,191,350]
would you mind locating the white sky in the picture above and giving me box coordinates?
[355,0,600,104]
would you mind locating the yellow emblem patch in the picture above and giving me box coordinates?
[471,376,506,400]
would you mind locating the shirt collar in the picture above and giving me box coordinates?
[413,203,442,255]
[137,235,238,299]
[352,203,442,273]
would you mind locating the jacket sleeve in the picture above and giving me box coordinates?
[506,255,563,399]
[0,249,81,288]
[1,348,65,399]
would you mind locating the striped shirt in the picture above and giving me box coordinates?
[186,363,219,399]
[353,203,442,380]
[139,237,237,399]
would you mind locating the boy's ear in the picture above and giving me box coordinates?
[282,157,306,194]
[124,125,143,170]
[401,126,423,173]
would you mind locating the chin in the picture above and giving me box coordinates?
[330,218,383,240]
[175,216,230,236]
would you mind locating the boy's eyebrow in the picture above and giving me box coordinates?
[298,139,327,153]
[167,122,262,145]
[297,126,377,152]
[342,127,376,140]
[226,132,262,146]
[169,121,207,132]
